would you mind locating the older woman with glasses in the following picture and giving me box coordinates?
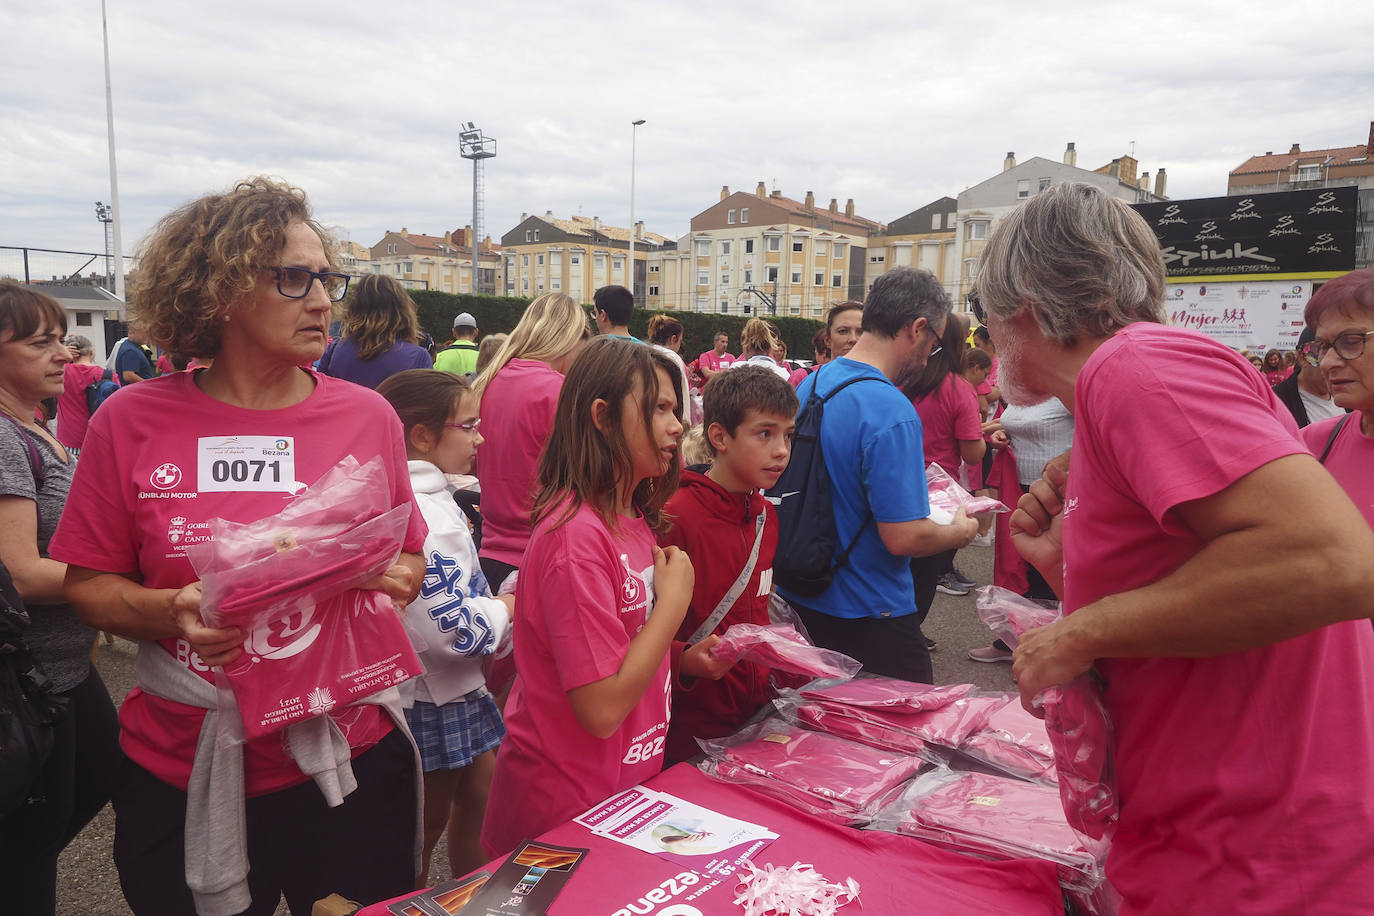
[1299,269,1374,530]
[48,177,428,915]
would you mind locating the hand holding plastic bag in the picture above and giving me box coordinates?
[925,462,1008,525]
[975,586,1117,840]
[709,622,861,681]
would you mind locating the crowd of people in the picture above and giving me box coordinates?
[2,174,1372,916]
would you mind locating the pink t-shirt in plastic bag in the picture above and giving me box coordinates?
[959,697,1056,783]
[710,623,861,681]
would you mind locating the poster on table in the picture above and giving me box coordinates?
[1132,187,1357,277]
[1165,279,1311,352]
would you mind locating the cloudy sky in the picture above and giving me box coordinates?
[4,0,1372,268]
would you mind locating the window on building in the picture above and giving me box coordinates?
[1017,179,1030,199]
[648,262,659,272]
[649,284,659,296]
[404,262,412,274]
[745,239,755,254]
[570,254,581,265]
[697,271,709,286]
[1038,178,1051,192]
[522,279,529,291]
[964,257,980,278]
[525,230,532,242]
[533,229,540,241]
[790,269,802,284]
[695,297,708,312]
[1297,164,1321,182]
[869,253,885,263]
[792,239,804,253]
[766,266,779,283]
[744,268,753,284]
[814,272,823,286]
[727,209,735,224]
[75,311,92,326]
[832,273,842,288]
[741,208,749,223]
[551,278,561,290]
[595,254,606,268]
[767,236,781,252]
[536,254,544,266]
[834,242,846,258]
[815,241,827,257]
[932,213,942,230]
[695,239,710,256]
[967,221,988,241]
[720,299,730,313]
[721,240,731,256]
[522,255,529,266]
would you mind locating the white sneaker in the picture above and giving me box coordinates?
[970,532,994,548]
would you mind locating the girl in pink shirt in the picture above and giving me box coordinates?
[480,338,697,858]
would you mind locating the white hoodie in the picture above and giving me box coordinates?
[403,460,512,706]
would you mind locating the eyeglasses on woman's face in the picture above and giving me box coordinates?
[969,292,987,326]
[272,267,350,302]
[443,419,482,434]
[1306,330,1374,364]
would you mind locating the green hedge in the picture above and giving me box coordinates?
[410,290,825,363]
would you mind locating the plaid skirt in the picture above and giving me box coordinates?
[404,688,505,772]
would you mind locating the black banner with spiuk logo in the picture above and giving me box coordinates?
[1132,187,1357,276]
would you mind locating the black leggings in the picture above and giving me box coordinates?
[114,726,417,916]
[0,665,124,916]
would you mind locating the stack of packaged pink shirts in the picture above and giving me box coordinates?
[869,768,1107,900]
[188,456,422,741]
[709,622,861,681]
[776,677,1009,759]
[958,699,1058,784]
[974,587,1117,841]
[696,719,924,825]
[925,463,1008,524]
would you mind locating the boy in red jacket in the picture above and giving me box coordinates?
[660,365,799,762]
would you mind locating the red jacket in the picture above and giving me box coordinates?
[659,470,778,762]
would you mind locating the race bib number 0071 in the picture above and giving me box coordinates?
[196,436,296,493]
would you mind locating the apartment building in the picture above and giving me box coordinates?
[953,144,1168,304]
[654,183,883,319]
[367,227,502,295]
[499,212,672,304]
[864,197,958,301]
[1228,121,1374,267]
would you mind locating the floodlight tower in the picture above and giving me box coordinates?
[95,202,114,292]
[458,122,496,295]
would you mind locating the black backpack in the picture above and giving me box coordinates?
[85,368,119,417]
[766,365,883,598]
[0,559,68,818]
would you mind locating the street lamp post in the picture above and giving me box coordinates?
[458,122,496,295]
[629,119,645,305]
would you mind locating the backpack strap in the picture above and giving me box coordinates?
[813,364,884,566]
[0,413,42,489]
[687,509,768,645]
[1317,413,1353,465]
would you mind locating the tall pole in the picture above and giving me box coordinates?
[629,119,644,304]
[101,0,125,301]
[459,122,495,296]
[471,159,480,294]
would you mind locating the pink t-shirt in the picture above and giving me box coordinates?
[786,366,810,388]
[477,358,563,567]
[912,373,983,477]
[1302,411,1373,529]
[697,349,736,373]
[56,362,109,449]
[48,368,428,796]
[1064,323,1374,914]
[481,501,670,858]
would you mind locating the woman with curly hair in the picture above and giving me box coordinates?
[48,177,428,915]
[318,274,433,388]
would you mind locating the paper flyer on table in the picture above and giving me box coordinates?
[575,786,777,878]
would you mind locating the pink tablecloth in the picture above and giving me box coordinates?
[358,763,1062,915]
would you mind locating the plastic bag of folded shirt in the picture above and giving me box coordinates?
[707,620,861,683]
[695,718,924,826]
[925,462,1008,524]
[974,587,1118,843]
[186,455,422,744]
[772,676,1010,763]
[868,767,1117,915]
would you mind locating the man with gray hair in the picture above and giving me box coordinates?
[775,267,978,683]
[978,181,1374,912]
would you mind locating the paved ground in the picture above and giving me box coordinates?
[61,542,1011,914]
